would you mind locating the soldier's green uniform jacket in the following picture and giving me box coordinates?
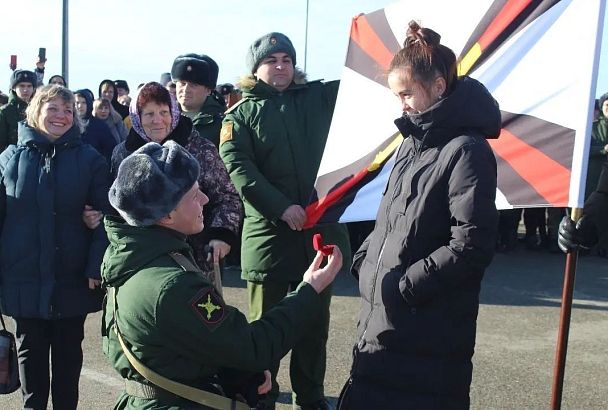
[190,93,225,148]
[0,92,28,151]
[101,216,323,409]
[219,74,351,283]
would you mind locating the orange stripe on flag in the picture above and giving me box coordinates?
[478,0,533,48]
[350,15,394,70]
[304,167,369,229]
[489,128,570,206]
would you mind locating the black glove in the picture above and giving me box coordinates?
[218,369,266,408]
[557,215,598,253]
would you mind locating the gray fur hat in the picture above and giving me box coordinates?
[109,141,200,226]
[10,69,37,90]
[246,32,296,73]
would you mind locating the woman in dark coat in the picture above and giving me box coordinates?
[0,84,111,409]
[338,21,500,409]
[99,79,130,119]
[75,89,117,162]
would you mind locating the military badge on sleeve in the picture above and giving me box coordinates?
[219,121,233,146]
[190,288,226,330]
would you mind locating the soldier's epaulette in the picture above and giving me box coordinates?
[224,97,249,115]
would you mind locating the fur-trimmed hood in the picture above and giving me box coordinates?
[238,68,308,90]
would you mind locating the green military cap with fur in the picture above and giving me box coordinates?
[246,32,297,73]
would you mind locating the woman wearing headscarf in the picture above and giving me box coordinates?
[110,81,242,285]
[0,84,110,409]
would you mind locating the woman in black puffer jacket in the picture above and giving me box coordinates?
[338,21,500,410]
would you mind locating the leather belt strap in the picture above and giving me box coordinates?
[110,287,249,410]
[170,251,223,297]
[125,379,179,400]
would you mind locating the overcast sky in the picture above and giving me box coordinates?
[1,0,607,97]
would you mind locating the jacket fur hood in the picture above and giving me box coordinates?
[238,68,308,90]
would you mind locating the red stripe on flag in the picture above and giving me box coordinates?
[350,15,394,70]
[479,0,533,49]
[304,167,369,229]
[489,128,570,206]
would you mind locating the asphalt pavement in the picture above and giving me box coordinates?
[1,248,606,409]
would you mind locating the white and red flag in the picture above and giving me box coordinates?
[305,0,605,227]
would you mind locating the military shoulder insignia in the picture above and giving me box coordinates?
[224,97,248,114]
[219,122,233,146]
[190,288,226,330]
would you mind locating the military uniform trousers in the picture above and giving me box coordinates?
[248,280,332,406]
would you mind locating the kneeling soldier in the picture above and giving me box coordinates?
[101,141,342,409]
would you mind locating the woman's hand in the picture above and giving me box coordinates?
[207,239,231,264]
[257,370,272,395]
[88,278,101,290]
[83,205,103,229]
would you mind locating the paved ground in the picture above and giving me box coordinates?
[1,249,606,409]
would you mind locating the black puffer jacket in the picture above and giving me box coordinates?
[341,77,500,410]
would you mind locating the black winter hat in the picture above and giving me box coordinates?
[74,89,94,119]
[171,54,219,88]
[114,80,130,92]
[216,83,235,95]
[10,69,37,90]
[159,72,172,86]
[246,32,296,73]
[109,141,200,227]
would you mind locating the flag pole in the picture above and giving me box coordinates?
[61,0,69,84]
[550,207,583,410]
[304,0,309,72]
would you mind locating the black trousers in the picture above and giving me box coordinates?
[13,316,86,410]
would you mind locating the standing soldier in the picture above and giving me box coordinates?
[220,32,351,410]
[171,54,226,148]
[216,83,242,109]
[0,70,37,151]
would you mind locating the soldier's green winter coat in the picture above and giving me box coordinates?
[101,216,322,409]
[0,92,28,151]
[220,74,351,283]
[190,93,225,148]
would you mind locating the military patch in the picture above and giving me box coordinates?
[190,288,226,330]
[219,122,233,146]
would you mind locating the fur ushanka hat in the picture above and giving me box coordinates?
[246,32,296,73]
[171,54,219,89]
[109,141,200,226]
[10,69,37,90]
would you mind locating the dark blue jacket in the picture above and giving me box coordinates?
[0,121,111,319]
[76,88,117,162]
